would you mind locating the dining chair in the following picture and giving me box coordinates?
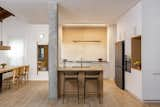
[2,72,13,90]
[12,68,21,88]
[24,65,29,83]
[18,66,26,86]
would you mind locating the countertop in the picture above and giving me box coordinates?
[58,66,103,72]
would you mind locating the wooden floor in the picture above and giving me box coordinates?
[0,80,160,107]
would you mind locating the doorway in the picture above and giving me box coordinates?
[37,45,48,72]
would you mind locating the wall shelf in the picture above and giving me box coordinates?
[131,36,141,70]
[0,46,11,50]
[72,40,101,43]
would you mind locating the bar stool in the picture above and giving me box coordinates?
[84,71,100,103]
[63,71,79,104]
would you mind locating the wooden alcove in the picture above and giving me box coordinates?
[131,36,141,70]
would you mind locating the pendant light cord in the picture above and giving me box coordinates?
[0,21,3,42]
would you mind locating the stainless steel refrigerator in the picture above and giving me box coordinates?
[115,41,125,90]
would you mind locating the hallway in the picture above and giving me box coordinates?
[0,80,159,107]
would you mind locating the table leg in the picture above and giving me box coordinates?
[0,73,2,93]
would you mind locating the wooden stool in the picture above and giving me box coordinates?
[84,71,100,103]
[63,71,79,104]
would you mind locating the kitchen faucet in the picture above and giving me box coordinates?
[80,57,83,68]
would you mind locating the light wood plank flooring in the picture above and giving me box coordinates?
[0,80,160,107]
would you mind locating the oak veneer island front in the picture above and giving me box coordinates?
[58,66,103,103]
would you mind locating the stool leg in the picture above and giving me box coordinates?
[63,78,65,104]
[77,79,79,104]
[97,79,100,104]
[84,80,86,104]
[97,79,99,103]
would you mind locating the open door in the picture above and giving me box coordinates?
[115,41,125,90]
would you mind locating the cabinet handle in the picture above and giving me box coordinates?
[152,73,160,75]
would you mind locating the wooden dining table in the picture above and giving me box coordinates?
[58,66,103,103]
[0,66,27,92]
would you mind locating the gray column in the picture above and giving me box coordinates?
[48,0,58,100]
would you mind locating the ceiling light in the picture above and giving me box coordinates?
[40,34,44,39]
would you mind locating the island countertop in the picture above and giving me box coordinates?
[58,66,103,72]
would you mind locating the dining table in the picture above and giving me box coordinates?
[0,66,27,92]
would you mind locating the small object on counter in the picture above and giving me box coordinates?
[98,58,103,62]
[63,59,67,68]
[0,63,7,68]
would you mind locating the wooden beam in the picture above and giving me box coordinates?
[0,7,14,21]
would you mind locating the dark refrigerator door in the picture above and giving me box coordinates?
[115,41,125,90]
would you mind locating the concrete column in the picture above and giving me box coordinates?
[48,0,58,99]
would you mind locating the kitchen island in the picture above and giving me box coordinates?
[58,66,103,103]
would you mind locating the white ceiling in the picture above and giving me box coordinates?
[0,0,49,24]
[0,0,139,24]
[59,0,140,25]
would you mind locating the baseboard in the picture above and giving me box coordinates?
[125,89,143,103]
[144,100,160,103]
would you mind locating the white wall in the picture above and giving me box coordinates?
[0,17,49,81]
[142,0,160,101]
[104,24,116,79]
[28,24,49,80]
[0,17,31,66]
[117,2,142,100]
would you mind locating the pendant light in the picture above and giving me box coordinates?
[0,20,11,50]
[0,7,14,50]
